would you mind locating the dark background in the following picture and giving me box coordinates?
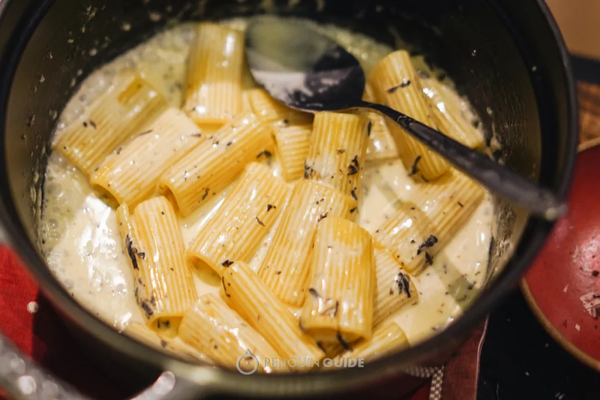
[477,290,600,400]
[476,56,600,400]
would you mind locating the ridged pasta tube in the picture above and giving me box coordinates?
[374,170,484,273]
[124,321,212,364]
[333,321,409,363]
[363,84,399,163]
[300,217,375,344]
[54,74,168,175]
[187,162,290,276]
[179,293,284,373]
[304,112,370,200]
[373,248,417,326]
[91,108,203,207]
[421,77,484,149]
[158,112,274,216]
[274,124,313,182]
[184,23,245,128]
[247,88,313,126]
[248,89,313,182]
[222,261,325,369]
[116,197,198,337]
[369,50,450,181]
[257,180,356,307]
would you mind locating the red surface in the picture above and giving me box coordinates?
[0,245,483,399]
[442,320,487,400]
[0,247,127,399]
[524,145,600,366]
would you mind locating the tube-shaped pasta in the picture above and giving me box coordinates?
[247,89,314,182]
[368,50,450,181]
[375,203,430,273]
[318,342,345,359]
[300,217,375,344]
[91,108,204,208]
[304,112,370,199]
[366,116,399,163]
[373,248,417,326]
[274,124,312,182]
[421,77,484,149]
[54,74,168,176]
[158,112,274,216]
[258,180,356,307]
[184,23,245,128]
[222,262,325,369]
[124,322,212,364]
[374,169,484,273]
[247,88,313,126]
[314,249,416,358]
[333,321,409,363]
[179,293,284,373]
[241,90,252,114]
[117,197,198,337]
[187,162,290,276]
[363,84,399,163]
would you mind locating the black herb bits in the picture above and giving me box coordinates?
[396,273,412,298]
[386,78,411,93]
[304,112,369,199]
[417,235,438,255]
[408,155,421,176]
[125,234,140,270]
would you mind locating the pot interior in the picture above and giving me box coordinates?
[0,0,575,395]
[8,0,540,283]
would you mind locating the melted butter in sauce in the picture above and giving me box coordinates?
[39,20,493,347]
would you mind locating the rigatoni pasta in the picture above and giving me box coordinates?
[333,321,409,363]
[304,112,370,200]
[274,124,313,182]
[257,180,356,307]
[362,84,399,163]
[241,90,253,114]
[91,108,203,207]
[187,162,290,276]
[318,342,345,359]
[300,217,375,344]
[116,197,197,337]
[365,116,399,163]
[374,202,431,273]
[54,74,168,176]
[248,88,314,182]
[374,169,484,273]
[247,88,313,126]
[373,248,417,326]
[222,262,325,368]
[124,322,212,364]
[158,112,274,216]
[368,50,450,181]
[179,293,284,373]
[184,23,245,128]
[421,76,484,149]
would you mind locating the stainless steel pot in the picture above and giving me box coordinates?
[0,0,578,398]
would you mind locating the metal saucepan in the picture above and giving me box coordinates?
[0,0,578,398]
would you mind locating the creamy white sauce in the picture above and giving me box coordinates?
[39,20,493,350]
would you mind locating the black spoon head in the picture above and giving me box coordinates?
[245,17,366,112]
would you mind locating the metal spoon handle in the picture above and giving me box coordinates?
[359,101,566,221]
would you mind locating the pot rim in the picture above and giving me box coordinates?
[0,0,579,396]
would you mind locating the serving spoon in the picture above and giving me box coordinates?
[245,18,566,221]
